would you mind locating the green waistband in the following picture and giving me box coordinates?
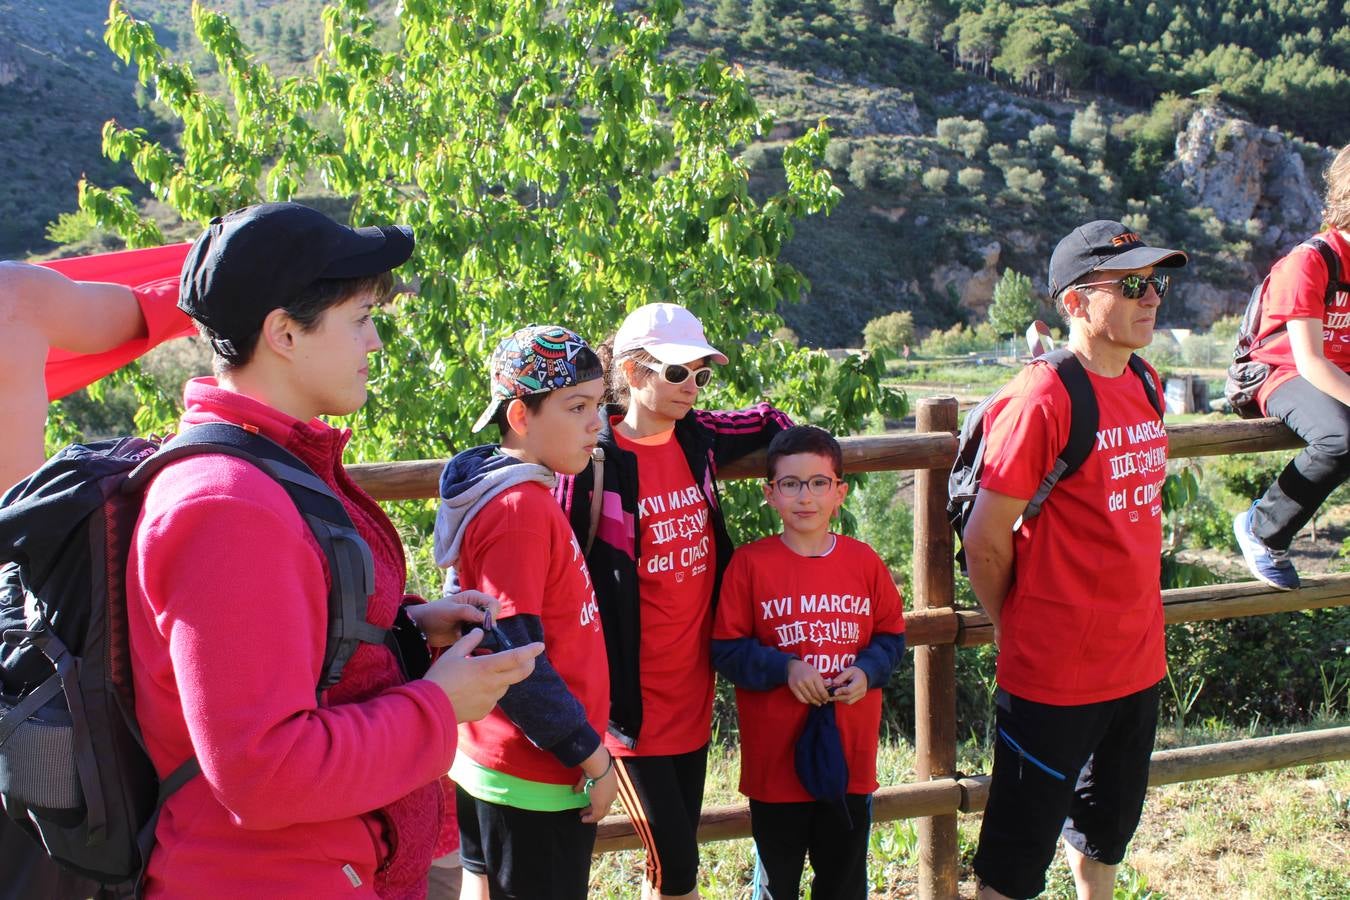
[450,754,587,812]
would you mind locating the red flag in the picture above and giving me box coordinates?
[39,243,196,400]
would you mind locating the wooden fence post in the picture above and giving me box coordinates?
[913,396,959,899]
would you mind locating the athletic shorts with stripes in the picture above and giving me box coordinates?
[614,745,709,896]
[973,683,1161,900]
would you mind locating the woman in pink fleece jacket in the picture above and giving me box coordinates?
[125,203,541,898]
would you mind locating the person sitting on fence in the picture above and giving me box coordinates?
[962,220,1186,900]
[711,425,906,900]
[124,202,541,897]
[433,325,617,900]
[1232,143,1350,590]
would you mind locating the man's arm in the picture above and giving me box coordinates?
[1287,318,1350,407]
[962,488,1029,645]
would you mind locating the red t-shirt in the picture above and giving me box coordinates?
[1250,230,1350,410]
[981,360,1167,706]
[713,535,905,802]
[611,428,716,757]
[454,482,609,784]
[40,242,195,400]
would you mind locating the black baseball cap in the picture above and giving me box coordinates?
[179,202,414,356]
[1048,220,1187,296]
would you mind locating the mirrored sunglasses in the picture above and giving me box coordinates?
[638,359,714,388]
[1077,273,1170,300]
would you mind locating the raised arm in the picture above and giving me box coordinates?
[0,261,145,354]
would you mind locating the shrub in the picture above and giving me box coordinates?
[1068,102,1108,159]
[956,166,984,191]
[824,139,853,171]
[918,321,999,356]
[863,311,915,354]
[921,166,950,192]
[1028,122,1059,149]
[935,116,987,159]
[712,0,747,30]
[848,145,886,189]
[741,145,769,171]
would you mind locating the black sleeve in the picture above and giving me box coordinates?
[492,614,601,769]
[710,637,794,690]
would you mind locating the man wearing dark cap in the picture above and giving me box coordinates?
[124,202,541,896]
[962,221,1187,899]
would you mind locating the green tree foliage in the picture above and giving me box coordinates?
[988,268,1037,337]
[909,0,1348,144]
[1069,101,1108,160]
[713,0,748,31]
[917,320,998,356]
[862,310,915,354]
[934,116,986,159]
[83,0,904,490]
[920,166,950,192]
[955,166,983,191]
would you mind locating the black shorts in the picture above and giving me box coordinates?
[973,683,1161,899]
[613,745,709,895]
[456,787,596,900]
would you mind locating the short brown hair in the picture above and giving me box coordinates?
[208,271,394,372]
[766,425,843,480]
[1324,144,1350,231]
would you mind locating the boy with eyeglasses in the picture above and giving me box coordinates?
[964,220,1186,899]
[711,425,906,900]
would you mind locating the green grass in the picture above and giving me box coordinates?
[588,720,1349,898]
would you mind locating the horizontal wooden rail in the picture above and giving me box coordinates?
[346,417,1303,501]
[905,573,1350,648]
[593,726,1350,852]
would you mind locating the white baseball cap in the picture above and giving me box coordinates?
[613,303,728,365]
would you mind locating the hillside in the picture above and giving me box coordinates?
[2,0,1346,345]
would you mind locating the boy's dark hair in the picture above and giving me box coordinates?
[490,391,548,434]
[208,271,394,372]
[766,425,843,480]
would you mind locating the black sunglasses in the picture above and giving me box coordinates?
[1077,273,1170,300]
[638,360,714,388]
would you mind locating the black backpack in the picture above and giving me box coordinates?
[0,422,388,891]
[947,348,1163,572]
[1226,236,1350,418]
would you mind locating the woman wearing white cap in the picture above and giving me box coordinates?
[556,302,791,898]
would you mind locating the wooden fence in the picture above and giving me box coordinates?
[348,402,1350,898]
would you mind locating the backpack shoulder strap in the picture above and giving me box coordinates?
[1019,349,1097,519]
[1305,235,1346,302]
[1126,354,1165,417]
[127,423,386,692]
[1042,349,1098,478]
[584,449,605,555]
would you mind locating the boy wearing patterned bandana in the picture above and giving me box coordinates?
[433,325,616,900]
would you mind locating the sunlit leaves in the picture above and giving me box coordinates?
[84,0,900,497]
